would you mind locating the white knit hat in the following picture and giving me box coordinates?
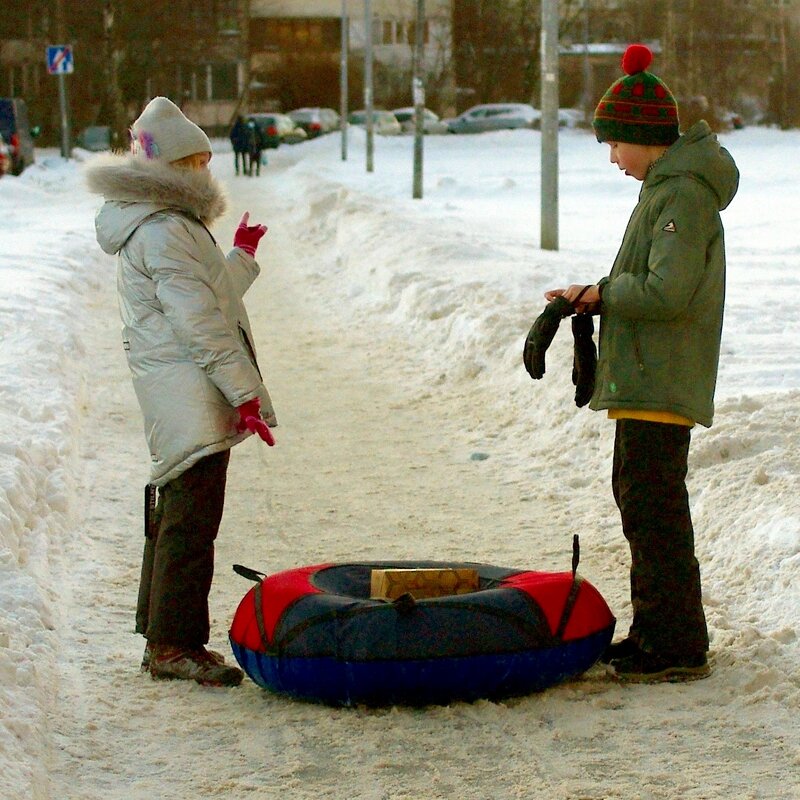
[130,96,212,163]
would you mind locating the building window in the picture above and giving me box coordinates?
[214,0,239,33]
[406,20,430,46]
[250,17,340,51]
[210,62,237,100]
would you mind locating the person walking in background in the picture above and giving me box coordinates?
[247,118,264,177]
[86,97,277,687]
[543,45,739,683]
[229,114,250,176]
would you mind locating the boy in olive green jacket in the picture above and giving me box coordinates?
[546,44,739,682]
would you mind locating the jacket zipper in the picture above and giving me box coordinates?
[632,325,645,371]
[239,324,263,379]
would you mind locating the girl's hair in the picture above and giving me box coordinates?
[170,152,211,170]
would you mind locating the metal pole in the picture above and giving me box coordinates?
[58,72,70,159]
[582,0,592,121]
[364,0,374,172]
[340,0,348,160]
[540,0,559,251]
[412,0,425,199]
[54,0,70,159]
[779,4,789,127]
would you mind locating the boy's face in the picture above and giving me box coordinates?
[607,141,651,181]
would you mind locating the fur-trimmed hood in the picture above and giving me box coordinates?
[85,152,227,255]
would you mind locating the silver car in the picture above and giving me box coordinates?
[247,113,308,148]
[348,110,402,136]
[445,103,541,134]
[391,107,449,135]
[288,107,341,138]
[76,125,113,151]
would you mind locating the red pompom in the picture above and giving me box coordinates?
[621,44,653,76]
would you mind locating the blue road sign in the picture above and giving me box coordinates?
[46,45,74,75]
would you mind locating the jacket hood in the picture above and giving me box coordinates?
[85,152,227,255]
[647,120,739,211]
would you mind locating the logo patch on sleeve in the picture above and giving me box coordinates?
[662,219,677,233]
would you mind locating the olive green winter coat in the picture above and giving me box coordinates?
[591,121,739,427]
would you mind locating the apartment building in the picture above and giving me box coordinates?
[247,1,455,113]
[0,1,251,138]
[1,1,796,142]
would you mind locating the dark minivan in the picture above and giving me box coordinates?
[0,98,36,175]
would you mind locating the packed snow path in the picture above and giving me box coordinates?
[2,130,797,798]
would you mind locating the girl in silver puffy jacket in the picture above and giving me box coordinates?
[87,96,275,687]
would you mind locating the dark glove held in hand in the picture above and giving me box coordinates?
[523,296,573,379]
[571,314,597,407]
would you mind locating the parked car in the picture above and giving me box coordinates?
[0,132,10,177]
[445,103,540,134]
[556,108,585,129]
[76,125,113,152]
[0,97,37,174]
[528,108,587,130]
[246,113,308,148]
[288,107,340,138]
[348,110,402,136]
[391,107,449,135]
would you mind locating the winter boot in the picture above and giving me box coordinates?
[612,649,710,683]
[141,642,225,672]
[148,644,243,687]
[598,636,639,665]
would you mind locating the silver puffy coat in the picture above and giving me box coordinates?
[86,153,276,485]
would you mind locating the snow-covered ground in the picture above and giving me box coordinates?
[1,125,798,799]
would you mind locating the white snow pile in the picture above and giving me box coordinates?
[1,125,798,797]
[269,124,800,705]
[0,155,106,790]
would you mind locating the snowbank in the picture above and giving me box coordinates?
[1,127,798,798]
[0,155,106,795]
[267,125,800,704]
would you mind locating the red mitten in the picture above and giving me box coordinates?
[236,398,275,446]
[233,211,267,257]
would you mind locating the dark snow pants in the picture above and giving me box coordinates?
[136,449,230,647]
[234,149,248,175]
[612,419,709,659]
[248,148,262,176]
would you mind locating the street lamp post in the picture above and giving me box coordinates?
[340,0,348,160]
[365,0,374,173]
[540,0,559,251]
[412,0,425,199]
[582,0,592,120]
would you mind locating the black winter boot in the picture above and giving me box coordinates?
[613,649,710,683]
[598,636,639,665]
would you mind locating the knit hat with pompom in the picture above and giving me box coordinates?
[130,96,212,163]
[593,44,679,146]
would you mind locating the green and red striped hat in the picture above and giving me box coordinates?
[593,44,679,146]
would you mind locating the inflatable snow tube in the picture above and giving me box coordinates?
[229,561,615,706]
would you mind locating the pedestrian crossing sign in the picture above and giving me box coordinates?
[47,45,74,75]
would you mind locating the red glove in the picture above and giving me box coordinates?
[236,398,275,446]
[233,211,267,257]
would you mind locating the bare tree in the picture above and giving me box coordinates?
[451,0,590,110]
[619,0,773,128]
[99,3,128,147]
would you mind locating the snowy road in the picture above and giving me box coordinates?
[1,129,798,798]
